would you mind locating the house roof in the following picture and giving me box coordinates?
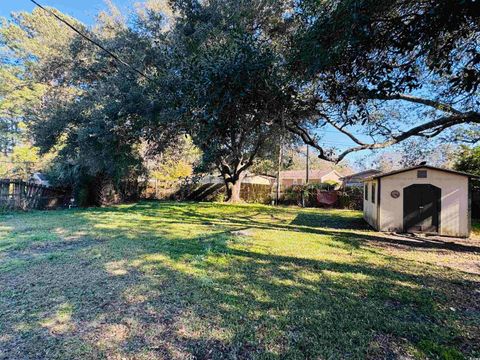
[341,169,382,181]
[242,174,274,185]
[280,169,340,179]
[199,172,275,185]
[366,165,478,180]
[32,172,48,181]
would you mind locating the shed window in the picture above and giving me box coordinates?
[364,183,368,201]
[417,170,427,178]
[372,183,376,203]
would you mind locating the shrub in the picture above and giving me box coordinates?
[213,192,226,202]
[338,186,364,210]
[283,183,339,207]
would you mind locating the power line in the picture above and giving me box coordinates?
[29,0,153,81]
[320,142,357,146]
[0,161,35,164]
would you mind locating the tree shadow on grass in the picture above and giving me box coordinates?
[371,232,480,253]
[96,201,480,254]
[290,211,369,230]
[0,201,479,359]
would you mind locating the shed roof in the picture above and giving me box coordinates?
[366,165,478,180]
[341,169,381,181]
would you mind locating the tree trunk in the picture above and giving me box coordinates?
[226,180,242,203]
[224,172,245,203]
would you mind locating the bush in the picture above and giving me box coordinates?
[281,183,365,208]
[76,185,91,208]
[213,192,226,202]
[283,185,308,206]
[338,186,363,210]
[283,183,338,207]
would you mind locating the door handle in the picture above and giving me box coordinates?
[419,206,424,209]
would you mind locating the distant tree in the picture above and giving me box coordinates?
[142,135,201,182]
[0,50,45,156]
[355,139,457,172]
[0,6,174,203]
[0,115,20,156]
[0,34,55,174]
[454,146,480,176]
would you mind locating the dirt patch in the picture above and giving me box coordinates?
[365,232,480,274]
[366,333,415,360]
[231,229,254,237]
[371,232,480,252]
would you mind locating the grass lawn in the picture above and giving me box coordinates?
[1,201,479,359]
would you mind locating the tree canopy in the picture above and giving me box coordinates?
[165,0,294,201]
[0,5,165,198]
[288,0,480,161]
[1,0,479,202]
[454,145,480,176]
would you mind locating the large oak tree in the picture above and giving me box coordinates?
[166,0,292,201]
[3,0,479,204]
[287,0,480,162]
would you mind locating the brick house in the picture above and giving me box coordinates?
[279,169,343,190]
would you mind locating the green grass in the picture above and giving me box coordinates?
[0,201,479,359]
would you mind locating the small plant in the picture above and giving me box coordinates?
[213,192,226,203]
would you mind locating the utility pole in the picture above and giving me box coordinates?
[276,114,285,206]
[276,134,283,205]
[301,145,310,208]
[306,145,310,184]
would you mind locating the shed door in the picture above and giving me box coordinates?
[403,184,441,233]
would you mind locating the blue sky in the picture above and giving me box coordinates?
[0,0,133,25]
[0,0,374,168]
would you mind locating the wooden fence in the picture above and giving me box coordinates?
[0,179,70,211]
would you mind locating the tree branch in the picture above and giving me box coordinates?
[334,111,480,162]
[285,122,327,159]
[370,93,462,114]
[323,118,366,145]
[288,111,480,163]
[237,135,263,174]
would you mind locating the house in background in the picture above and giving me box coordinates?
[341,169,382,189]
[279,169,343,190]
[192,172,275,203]
[199,173,275,186]
[363,165,477,237]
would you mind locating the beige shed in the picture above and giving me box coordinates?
[363,165,476,238]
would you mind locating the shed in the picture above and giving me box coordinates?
[363,165,477,237]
